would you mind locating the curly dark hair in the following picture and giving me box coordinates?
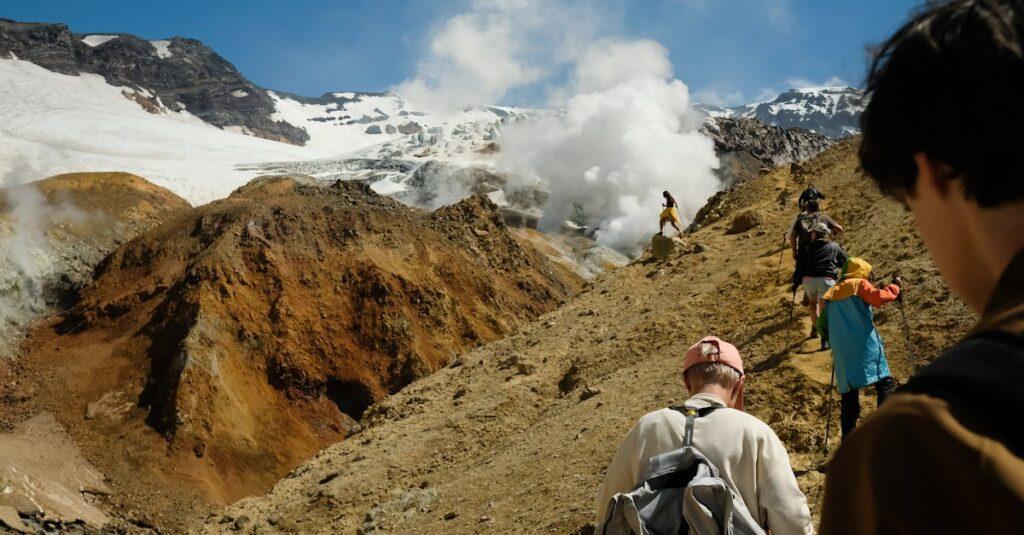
[860,0,1024,207]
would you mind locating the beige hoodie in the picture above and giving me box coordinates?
[595,393,814,534]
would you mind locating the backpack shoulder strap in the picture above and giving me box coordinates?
[669,405,721,447]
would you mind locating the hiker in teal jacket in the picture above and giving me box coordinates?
[817,257,902,437]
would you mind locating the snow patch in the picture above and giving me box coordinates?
[0,57,320,205]
[82,35,119,47]
[150,40,173,59]
[231,90,249,98]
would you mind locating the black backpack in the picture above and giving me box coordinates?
[794,213,822,250]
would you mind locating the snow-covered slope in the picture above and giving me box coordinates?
[268,90,531,160]
[0,58,314,204]
[0,56,530,206]
[699,87,866,139]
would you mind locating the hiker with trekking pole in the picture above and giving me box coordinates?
[801,222,847,351]
[787,199,843,332]
[814,257,901,438]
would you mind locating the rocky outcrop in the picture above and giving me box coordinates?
[0,18,309,145]
[702,117,834,185]
[15,176,582,510]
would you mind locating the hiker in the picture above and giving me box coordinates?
[820,1,1024,533]
[788,199,843,296]
[803,221,847,350]
[798,184,826,211]
[789,200,843,263]
[595,336,814,535]
[816,257,900,437]
[658,190,682,236]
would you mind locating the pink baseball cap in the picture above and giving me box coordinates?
[683,336,745,376]
[683,336,746,409]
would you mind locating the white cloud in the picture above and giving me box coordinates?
[392,0,600,114]
[784,75,850,90]
[753,86,781,103]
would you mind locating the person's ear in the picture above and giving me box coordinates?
[730,378,744,409]
[913,153,951,199]
[683,374,692,394]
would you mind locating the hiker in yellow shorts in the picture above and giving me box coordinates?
[659,190,682,236]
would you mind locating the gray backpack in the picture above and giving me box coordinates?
[601,406,766,535]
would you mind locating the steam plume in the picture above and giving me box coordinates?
[395,1,721,253]
[0,155,85,355]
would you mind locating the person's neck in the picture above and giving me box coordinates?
[692,387,731,407]
[964,201,1024,311]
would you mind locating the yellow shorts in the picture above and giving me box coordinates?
[660,207,681,226]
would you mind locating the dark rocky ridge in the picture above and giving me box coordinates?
[702,117,834,185]
[0,18,308,145]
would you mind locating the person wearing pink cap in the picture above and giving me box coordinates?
[595,336,814,535]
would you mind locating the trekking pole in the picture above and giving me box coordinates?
[823,359,835,452]
[787,287,797,324]
[776,233,787,286]
[894,281,918,371]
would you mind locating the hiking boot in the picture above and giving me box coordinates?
[821,340,831,351]
[809,326,818,339]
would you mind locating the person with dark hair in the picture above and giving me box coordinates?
[821,1,1024,533]
[659,190,682,236]
[788,199,844,334]
[789,200,844,270]
[803,222,848,350]
[798,184,826,211]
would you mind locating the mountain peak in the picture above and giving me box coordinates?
[697,86,866,139]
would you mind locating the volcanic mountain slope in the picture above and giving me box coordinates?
[0,172,189,356]
[8,176,581,529]
[205,139,975,534]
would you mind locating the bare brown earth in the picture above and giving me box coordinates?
[203,139,976,534]
[0,172,190,533]
[3,172,189,218]
[4,175,581,532]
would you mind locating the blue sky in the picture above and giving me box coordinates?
[1,0,922,106]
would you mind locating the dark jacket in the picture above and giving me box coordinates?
[819,248,1024,534]
[803,239,847,279]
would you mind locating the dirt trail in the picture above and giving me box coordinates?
[205,138,976,533]
[0,413,110,532]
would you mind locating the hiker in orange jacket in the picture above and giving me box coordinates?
[817,257,901,437]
